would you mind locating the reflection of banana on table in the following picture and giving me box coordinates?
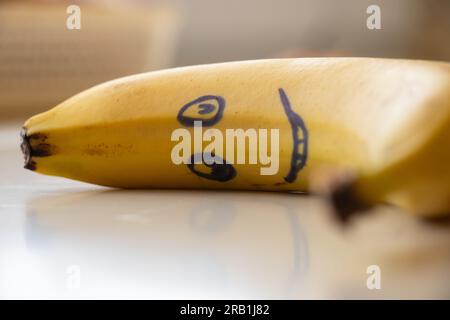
[20,58,450,219]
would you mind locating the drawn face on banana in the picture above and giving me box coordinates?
[171,89,308,184]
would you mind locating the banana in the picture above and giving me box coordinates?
[21,58,450,218]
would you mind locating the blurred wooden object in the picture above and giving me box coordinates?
[0,1,178,120]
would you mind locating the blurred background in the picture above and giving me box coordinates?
[0,0,449,120]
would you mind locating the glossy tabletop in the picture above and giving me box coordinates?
[0,123,449,299]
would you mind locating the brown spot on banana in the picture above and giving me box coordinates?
[83,143,135,157]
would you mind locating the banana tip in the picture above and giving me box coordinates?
[330,180,372,223]
[20,127,36,171]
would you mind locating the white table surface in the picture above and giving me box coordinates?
[0,122,449,299]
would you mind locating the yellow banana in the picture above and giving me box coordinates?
[21,58,450,218]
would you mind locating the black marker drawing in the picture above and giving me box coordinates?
[177,95,225,127]
[279,88,308,183]
[187,152,236,182]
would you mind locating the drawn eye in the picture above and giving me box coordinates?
[187,152,236,182]
[177,95,225,127]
